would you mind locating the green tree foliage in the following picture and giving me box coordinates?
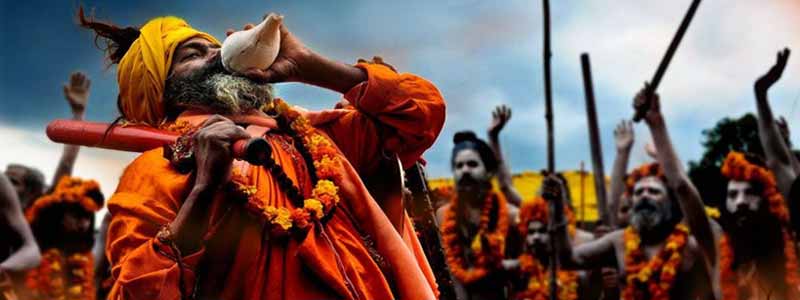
[687,114,764,207]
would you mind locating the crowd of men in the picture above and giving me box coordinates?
[0,7,798,300]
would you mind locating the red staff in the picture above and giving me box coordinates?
[46,119,269,170]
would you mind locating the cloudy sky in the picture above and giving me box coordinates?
[2,0,799,204]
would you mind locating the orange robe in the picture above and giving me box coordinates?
[105,63,445,300]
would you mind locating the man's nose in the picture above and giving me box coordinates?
[207,49,221,62]
[733,194,748,207]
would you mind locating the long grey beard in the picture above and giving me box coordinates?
[164,68,273,117]
[631,209,665,233]
[630,201,675,241]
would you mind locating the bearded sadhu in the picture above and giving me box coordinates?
[547,86,718,300]
[717,151,800,300]
[17,176,103,300]
[509,196,593,300]
[434,105,521,300]
[77,6,444,300]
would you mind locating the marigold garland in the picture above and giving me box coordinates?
[440,191,509,284]
[24,248,95,300]
[621,223,689,300]
[514,253,579,300]
[719,151,800,299]
[718,235,738,300]
[25,176,101,223]
[229,99,343,236]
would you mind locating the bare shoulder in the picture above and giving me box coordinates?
[574,229,595,245]
[436,203,451,225]
[506,202,519,225]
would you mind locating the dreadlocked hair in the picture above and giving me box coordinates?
[77,6,140,65]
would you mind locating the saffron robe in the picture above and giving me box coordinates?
[105,63,445,300]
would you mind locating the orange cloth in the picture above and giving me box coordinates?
[105,63,445,300]
[117,16,220,127]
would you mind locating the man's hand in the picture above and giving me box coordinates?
[755,48,790,95]
[193,115,251,190]
[614,120,634,152]
[488,105,511,139]
[63,72,90,115]
[633,83,662,124]
[542,174,564,203]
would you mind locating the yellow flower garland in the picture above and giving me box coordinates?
[621,223,689,300]
[24,248,95,300]
[229,99,343,236]
[515,253,579,300]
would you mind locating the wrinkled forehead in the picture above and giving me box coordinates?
[453,149,483,165]
[634,176,666,191]
[528,220,545,230]
[727,180,753,191]
[175,36,219,52]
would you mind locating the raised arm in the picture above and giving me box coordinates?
[608,120,634,227]
[0,173,41,273]
[634,85,716,265]
[49,72,90,192]
[754,48,798,197]
[488,105,522,207]
[546,175,616,269]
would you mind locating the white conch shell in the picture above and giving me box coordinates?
[221,13,283,74]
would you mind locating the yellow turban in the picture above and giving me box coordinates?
[117,16,220,126]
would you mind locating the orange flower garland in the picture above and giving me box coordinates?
[621,223,689,300]
[718,235,738,300]
[440,191,509,284]
[229,99,343,236]
[514,196,579,300]
[24,248,95,300]
[514,254,579,300]
[25,176,101,223]
[719,151,800,299]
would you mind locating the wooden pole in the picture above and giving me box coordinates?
[542,1,557,299]
[580,161,586,225]
[633,0,703,122]
[581,53,611,225]
[404,163,458,300]
[543,0,555,173]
